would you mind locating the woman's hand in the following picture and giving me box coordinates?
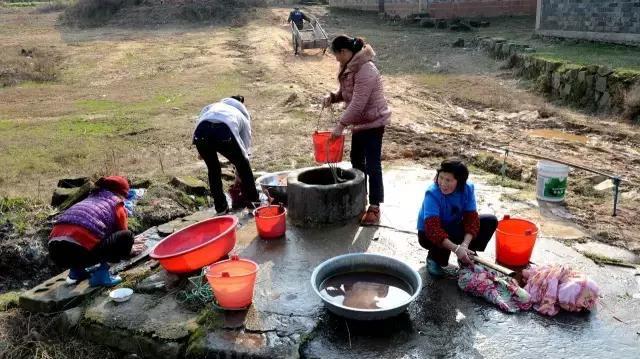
[322,94,332,108]
[330,124,344,139]
[454,245,474,265]
[130,235,147,256]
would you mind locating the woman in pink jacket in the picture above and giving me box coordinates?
[323,35,391,225]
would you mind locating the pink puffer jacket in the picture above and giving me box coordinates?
[330,44,391,132]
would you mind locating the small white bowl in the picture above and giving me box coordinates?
[109,288,133,303]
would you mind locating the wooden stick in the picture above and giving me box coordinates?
[472,255,516,277]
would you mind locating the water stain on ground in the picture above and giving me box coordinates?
[527,128,589,144]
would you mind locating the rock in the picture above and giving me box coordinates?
[157,219,192,236]
[183,209,217,222]
[51,187,77,207]
[597,66,614,77]
[56,177,90,188]
[593,179,614,192]
[585,174,608,185]
[552,72,562,90]
[82,293,197,359]
[577,70,587,84]
[54,307,83,333]
[19,270,99,313]
[562,83,572,97]
[621,190,640,201]
[598,91,611,109]
[130,177,153,189]
[596,76,607,92]
[135,269,182,293]
[452,38,465,47]
[53,182,92,210]
[450,23,471,32]
[420,19,435,28]
[186,331,303,359]
[170,176,208,196]
[135,197,189,228]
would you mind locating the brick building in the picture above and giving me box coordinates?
[536,0,640,44]
[328,0,537,19]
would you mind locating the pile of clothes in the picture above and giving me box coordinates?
[457,263,600,316]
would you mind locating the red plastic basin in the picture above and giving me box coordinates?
[150,215,238,273]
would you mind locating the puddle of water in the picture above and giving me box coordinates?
[527,129,588,144]
[319,272,413,310]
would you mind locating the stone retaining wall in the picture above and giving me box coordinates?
[474,36,640,112]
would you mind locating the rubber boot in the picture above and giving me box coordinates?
[89,263,122,287]
[65,267,90,285]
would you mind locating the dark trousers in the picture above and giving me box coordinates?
[351,126,385,206]
[194,122,259,213]
[49,230,134,269]
[418,214,498,266]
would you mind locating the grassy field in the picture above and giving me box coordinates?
[473,16,640,72]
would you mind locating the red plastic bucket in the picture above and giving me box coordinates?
[254,205,287,239]
[495,215,538,267]
[205,255,258,309]
[312,131,344,163]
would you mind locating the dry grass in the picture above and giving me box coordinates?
[0,47,58,87]
[62,0,265,27]
[0,309,121,359]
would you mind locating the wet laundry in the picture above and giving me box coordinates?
[457,264,532,313]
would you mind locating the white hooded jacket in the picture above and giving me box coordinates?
[194,98,252,159]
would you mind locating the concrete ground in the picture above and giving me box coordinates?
[20,165,640,358]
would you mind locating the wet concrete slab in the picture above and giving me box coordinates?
[299,166,640,358]
[42,165,639,358]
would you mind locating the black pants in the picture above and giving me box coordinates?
[194,122,259,213]
[351,126,385,206]
[418,214,498,266]
[49,230,134,269]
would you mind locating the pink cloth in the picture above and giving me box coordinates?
[523,265,600,316]
[331,44,392,132]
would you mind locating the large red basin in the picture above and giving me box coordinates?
[150,215,238,273]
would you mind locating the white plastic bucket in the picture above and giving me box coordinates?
[536,161,569,202]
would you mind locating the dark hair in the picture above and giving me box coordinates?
[231,95,244,103]
[436,159,469,192]
[330,35,365,54]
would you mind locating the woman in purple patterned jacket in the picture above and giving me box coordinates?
[48,176,135,287]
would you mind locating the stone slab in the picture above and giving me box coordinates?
[19,270,99,313]
[82,292,198,358]
[186,330,303,359]
[170,176,208,196]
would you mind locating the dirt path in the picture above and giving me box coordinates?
[238,7,640,251]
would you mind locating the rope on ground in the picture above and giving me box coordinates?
[176,270,214,308]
